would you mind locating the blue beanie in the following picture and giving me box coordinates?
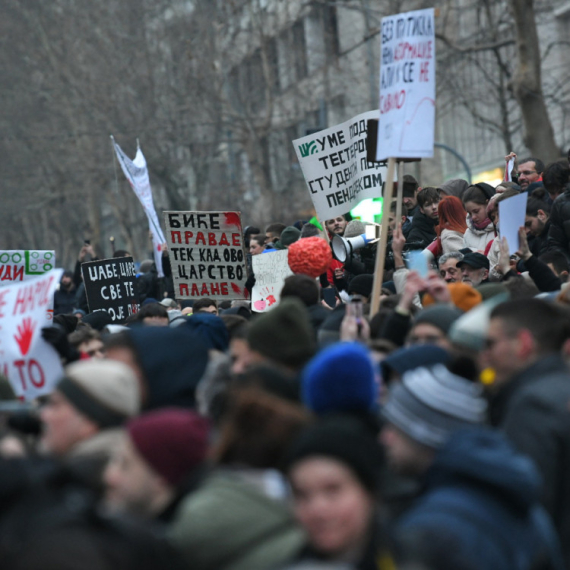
[380,344,449,382]
[302,342,379,414]
[185,313,229,352]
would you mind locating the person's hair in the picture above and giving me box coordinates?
[280,274,320,307]
[389,200,408,217]
[68,326,101,349]
[113,249,130,258]
[417,187,439,210]
[403,174,419,192]
[490,299,570,354]
[265,223,286,237]
[486,188,520,218]
[526,197,551,217]
[437,196,467,235]
[502,278,539,300]
[210,387,310,470]
[300,223,321,238]
[495,181,521,192]
[193,298,217,312]
[543,160,570,196]
[539,250,569,275]
[250,235,265,248]
[462,184,493,206]
[220,315,248,338]
[520,157,545,174]
[231,322,249,341]
[136,303,168,321]
[439,251,464,265]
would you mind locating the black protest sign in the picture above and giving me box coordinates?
[81,257,139,323]
[164,211,249,300]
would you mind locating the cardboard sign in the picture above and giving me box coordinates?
[376,8,435,160]
[293,110,388,221]
[0,269,64,401]
[252,250,294,313]
[0,250,56,283]
[164,211,249,300]
[82,257,139,322]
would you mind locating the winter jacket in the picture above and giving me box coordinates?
[489,355,570,567]
[398,428,564,570]
[463,217,495,252]
[169,469,305,570]
[440,229,465,255]
[407,212,437,249]
[548,189,570,257]
[529,220,551,258]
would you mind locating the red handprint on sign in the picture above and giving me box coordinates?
[14,317,35,356]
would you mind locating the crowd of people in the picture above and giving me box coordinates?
[3,151,570,569]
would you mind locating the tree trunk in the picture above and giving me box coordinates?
[509,0,559,161]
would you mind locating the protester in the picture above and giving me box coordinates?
[462,183,495,252]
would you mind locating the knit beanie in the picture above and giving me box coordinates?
[344,220,367,238]
[127,408,210,487]
[302,342,378,414]
[280,226,302,247]
[58,360,140,428]
[422,283,482,312]
[382,365,487,449]
[413,305,463,335]
[438,179,469,198]
[380,344,450,382]
[348,274,374,299]
[247,297,316,369]
[185,312,229,351]
[285,415,384,494]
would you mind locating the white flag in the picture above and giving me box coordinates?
[113,140,166,277]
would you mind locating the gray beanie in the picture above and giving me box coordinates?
[344,220,367,238]
[413,305,463,335]
[382,365,486,449]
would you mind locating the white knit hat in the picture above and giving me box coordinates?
[58,360,141,428]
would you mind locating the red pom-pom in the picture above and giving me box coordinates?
[288,237,332,278]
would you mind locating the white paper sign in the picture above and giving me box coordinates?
[0,269,64,401]
[113,141,166,277]
[499,192,528,255]
[252,250,294,313]
[0,250,56,284]
[293,110,388,221]
[376,8,436,160]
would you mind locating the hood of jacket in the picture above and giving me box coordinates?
[127,327,209,410]
[425,428,541,514]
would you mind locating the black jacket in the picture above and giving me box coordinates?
[547,188,570,257]
[407,211,437,249]
[529,220,551,258]
[489,355,570,566]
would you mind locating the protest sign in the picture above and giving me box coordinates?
[499,192,528,255]
[82,257,139,322]
[113,139,167,277]
[164,211,249,300]
[0,250,56,283]
[252,250,294,313]
[376,8,435,160]
[293,110,388,221]
[0,269,64,400]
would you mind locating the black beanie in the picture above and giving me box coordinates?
[348,274,374,298]
[247,298,316,369]
[284,415,384,494]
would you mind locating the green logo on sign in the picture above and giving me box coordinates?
[299,141,318,157]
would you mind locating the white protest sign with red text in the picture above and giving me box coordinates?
[0,269,63,401]
[376,8,435,160]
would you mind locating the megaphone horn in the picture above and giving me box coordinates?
[331,234,373,263]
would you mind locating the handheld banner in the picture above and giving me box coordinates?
[0,269,64,400]
[252,250,294,313]
[0,250,56,283]
[82,257,139,322]
[376,8,435,160]
[164,211,249,300]
[293,110,388,221]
